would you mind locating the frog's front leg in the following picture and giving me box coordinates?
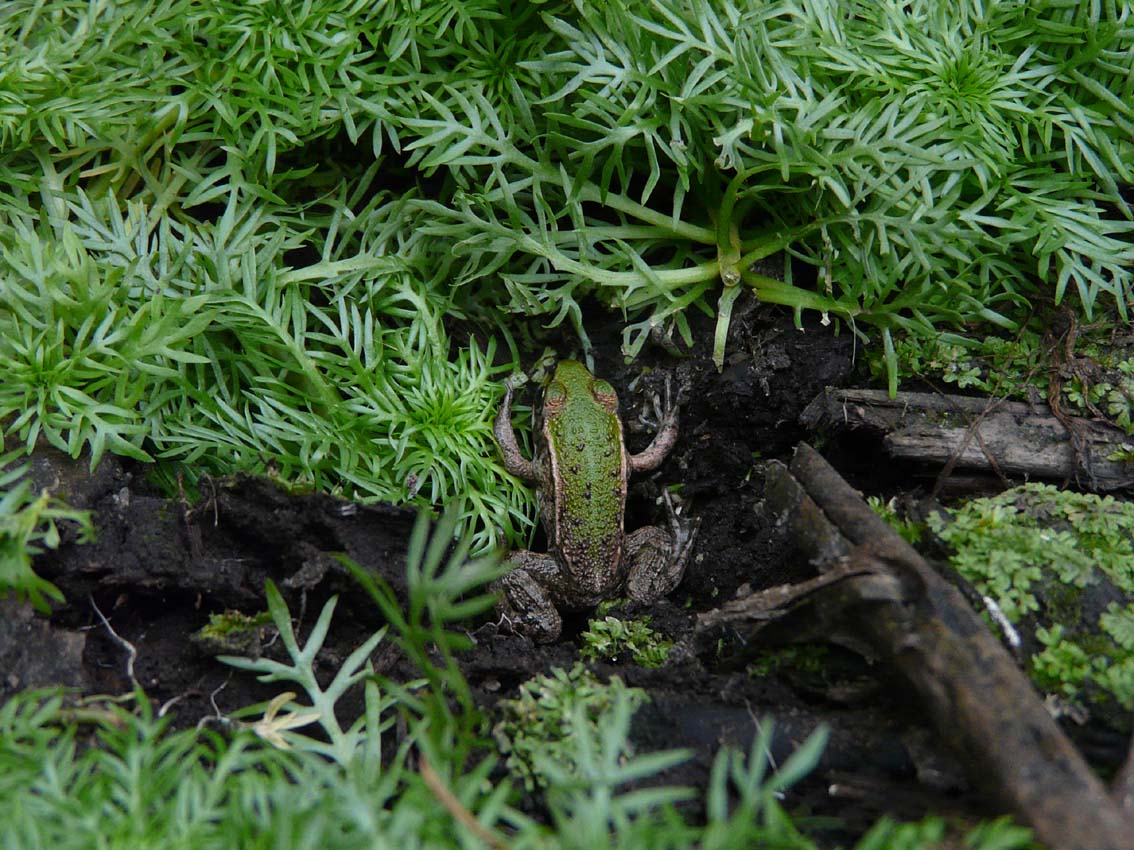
[496,551,565,643]
[629,375,680,473]
[494,377,543,484]
[623,492,700,602]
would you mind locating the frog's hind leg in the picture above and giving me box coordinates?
[496,551,564,643]
[624,492,699,603]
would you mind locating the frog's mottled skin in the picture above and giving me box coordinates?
[493,360,698,642]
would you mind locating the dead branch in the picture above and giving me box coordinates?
[801,388,1134,491]
[701,443,1132,850]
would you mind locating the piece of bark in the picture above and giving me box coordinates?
[1113,733,1134,812]
[702,443,1132,850]
[801,388,1134,490]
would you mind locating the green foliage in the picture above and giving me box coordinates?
[2,0,1132,548]
[399,0,1134,381]
[579,613,676,667]
[929,484,1134,621]
[0,510,1033,849]
[931,484,1134,710]
[1103,358,1134,435]
[867,496,924,545]
[747,644,831,679]
[0,686,859,850]
[1030,624,1094,700]
[335,507,509,772]
[0,450,94,611]
[218,582,392,767]
[871,325,1134,438]
[854,815,1035,850]
[493,662,651,789]
[1031,605,1134,710]
[0,167,529,552]
[0,686,515,850]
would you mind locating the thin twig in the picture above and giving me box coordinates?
[419,754,512,850]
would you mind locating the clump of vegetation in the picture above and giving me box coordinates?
[870,325,1134,440]
[191,610,273,658]
[1031,605,1134,711]
[0,509,1035,849]
[493,663,651,790]
[867,496,924,545]
[869,331,1050,396]
[747,645,831,679]
[579,613,676,667]
[0,450,94,611]
[930,484,1134,713]
[2,0,1132,561]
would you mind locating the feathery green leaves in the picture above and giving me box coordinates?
[2,0,1131,540]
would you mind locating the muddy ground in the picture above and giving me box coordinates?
[2,295,1093,843]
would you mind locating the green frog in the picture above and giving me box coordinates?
[493,360,698,642]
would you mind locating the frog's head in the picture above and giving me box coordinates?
[545,360,619,417]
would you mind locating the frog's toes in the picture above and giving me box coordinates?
[624,492,700,603]
[624,527,679,602]
[497,566,563,643]
[663,489,699,552]
[639,376,677,430]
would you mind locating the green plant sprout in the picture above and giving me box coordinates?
[579,613,676,667]
[218,581,392,768]
[867,496,924,546]
[191,609,273,657]
[931,484,1134,714]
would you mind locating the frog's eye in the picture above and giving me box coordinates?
[592,380,618,411]
[544,381,567,413]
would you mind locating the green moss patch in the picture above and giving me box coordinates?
[931,484,1134,717]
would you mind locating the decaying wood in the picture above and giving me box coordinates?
[800,387,1134,490]
[700,443,1133,850]
[1113,734,1134,813]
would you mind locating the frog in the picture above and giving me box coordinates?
[493,360,699,642]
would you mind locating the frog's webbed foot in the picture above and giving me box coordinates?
[494,551,563,643]
[629,375,680,474]
[624,490,700,602]
[637,374,675,430]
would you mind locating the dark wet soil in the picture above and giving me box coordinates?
[0,296,1025,842]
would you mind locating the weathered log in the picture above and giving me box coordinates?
[800,387,1134,490]
[700,443,1133,850]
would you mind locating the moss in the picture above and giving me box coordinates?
[746,644,830,678]
[492,663,647,790]
[191,609,272,657]
[579,613,675,668]
[931,484,1134,718]
[871,327,1134,439]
